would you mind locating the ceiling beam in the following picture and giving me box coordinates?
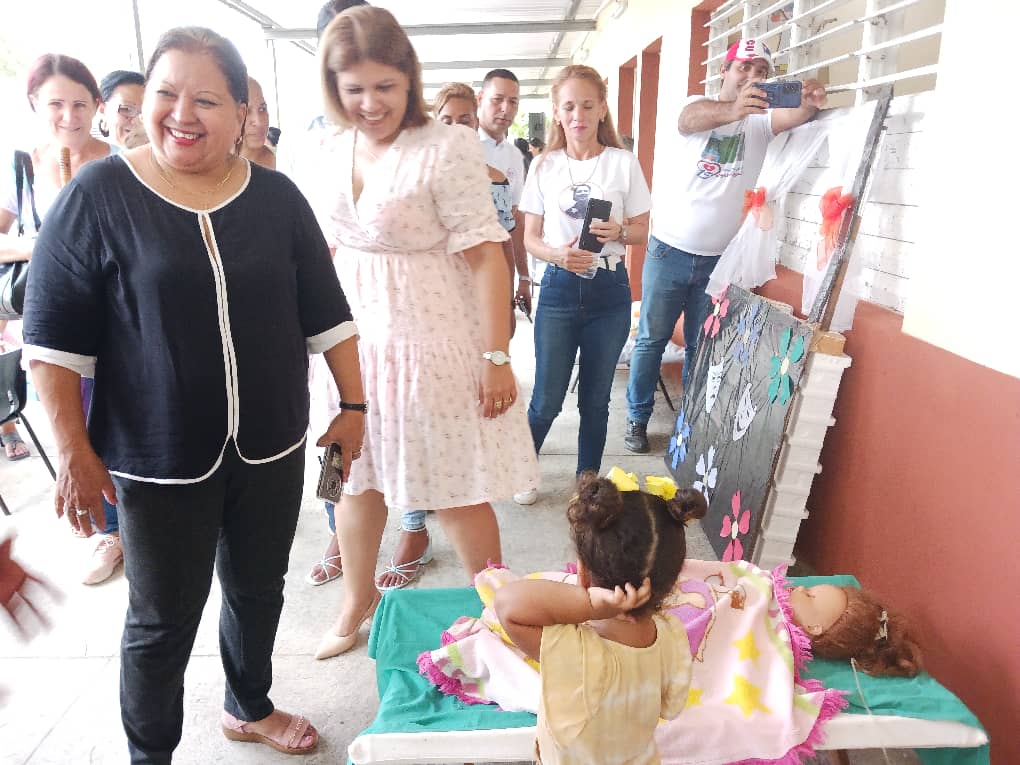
[264,19,597,41]
[214,0,315,55]
[423,79,553,89]
[422,57,569,71]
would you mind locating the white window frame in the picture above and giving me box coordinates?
[700,0,943,104]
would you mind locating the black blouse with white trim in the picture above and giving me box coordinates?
[23,155,356,483]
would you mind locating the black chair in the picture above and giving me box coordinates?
[1,347,56,515]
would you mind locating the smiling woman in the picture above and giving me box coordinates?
[0,53,115,525]
[312,6,538,661]
[21,25,366,761]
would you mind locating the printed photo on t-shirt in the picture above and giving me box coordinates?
[696,129,748,180]
[558,182,606,219]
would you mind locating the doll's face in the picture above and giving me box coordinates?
[789,584,847,637]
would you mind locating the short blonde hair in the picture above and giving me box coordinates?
[432,82,475,118]
[319,6,429,130]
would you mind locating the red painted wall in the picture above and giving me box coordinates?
[759,266,1020,764]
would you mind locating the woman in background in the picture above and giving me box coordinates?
[513,65,651,506]
[0,54,125,585]
[240,75,276,169]
[98,69,147,149]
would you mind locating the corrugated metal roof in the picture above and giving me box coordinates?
[219,0,608,98]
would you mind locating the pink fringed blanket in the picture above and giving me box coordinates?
[418,560,846,765]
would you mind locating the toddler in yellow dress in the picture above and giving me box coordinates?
[494,470,707,764]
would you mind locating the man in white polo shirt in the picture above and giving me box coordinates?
[477,68,531,315]
[623,38,826,453]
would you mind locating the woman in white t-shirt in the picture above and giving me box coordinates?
[516,65,651,503]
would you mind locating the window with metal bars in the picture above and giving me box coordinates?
[701,0,943,108]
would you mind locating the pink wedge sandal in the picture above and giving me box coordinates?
[221,710,319,755]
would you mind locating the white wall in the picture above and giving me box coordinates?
[582,0,701,227]
[900,0,1020,379]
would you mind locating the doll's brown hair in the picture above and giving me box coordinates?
[812,587,923,678]
[567,473,707,618]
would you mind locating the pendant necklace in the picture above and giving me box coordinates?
[566,147,603,190]
[149,150,236,205]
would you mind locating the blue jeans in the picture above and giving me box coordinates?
[528,263,632,475]
[324,503,425,535]
[626,237,720,424]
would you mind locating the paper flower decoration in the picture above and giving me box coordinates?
[693,445,718,504]
[703,294,730,339]
[732,302,762,367]
[768,327,805,405]
[720,490,751,561]
[668,409,691,469]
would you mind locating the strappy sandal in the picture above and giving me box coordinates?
[222,710,319,755]
[305,553,342,586]
[375,537,433,592]
[1,431,30,461]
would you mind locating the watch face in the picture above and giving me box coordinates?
[487,351,508,365]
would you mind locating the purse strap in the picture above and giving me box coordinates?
[13,150,42,237]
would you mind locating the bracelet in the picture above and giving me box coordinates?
[620,225,628,245]
[339,401,369,413]
[517,274,531,283]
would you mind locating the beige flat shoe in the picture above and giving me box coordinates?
[314,592,381,660]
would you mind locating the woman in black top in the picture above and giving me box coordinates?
[23,27,364,761]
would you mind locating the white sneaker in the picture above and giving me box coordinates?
[513,489,538,506]
[82,534,123,585]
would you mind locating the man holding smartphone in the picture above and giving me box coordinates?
[624,38,826,453]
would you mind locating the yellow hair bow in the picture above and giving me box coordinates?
[606,466,678,501]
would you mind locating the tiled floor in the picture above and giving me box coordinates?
[0,319,916,764]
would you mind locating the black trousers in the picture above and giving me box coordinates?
[114,442,304,764]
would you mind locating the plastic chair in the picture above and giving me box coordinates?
[1,348,56,515]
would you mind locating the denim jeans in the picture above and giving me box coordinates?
[114,442,304,764]
[527,263,632,475]
[324,503,425,535]
[626,237,721,424]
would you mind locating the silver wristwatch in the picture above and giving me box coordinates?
[482,350,511,366]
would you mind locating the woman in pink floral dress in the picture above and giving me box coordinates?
[313,6,539,660]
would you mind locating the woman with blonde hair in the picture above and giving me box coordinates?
[313,6,538,659]
[514,65,651,506]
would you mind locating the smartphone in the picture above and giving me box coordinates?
[754,80,802,109]
[577,198,613,254]
[316,443,344,503]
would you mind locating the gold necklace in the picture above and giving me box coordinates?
[355,132,386,163]
[149,150,237,204]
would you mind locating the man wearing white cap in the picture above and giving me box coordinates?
[624,38,826,453]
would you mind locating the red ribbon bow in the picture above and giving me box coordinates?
[817,187,854,269]
[741,187,772,230]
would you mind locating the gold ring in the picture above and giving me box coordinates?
[494,400,504,409]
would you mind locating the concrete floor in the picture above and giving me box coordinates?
[0,320,915,765]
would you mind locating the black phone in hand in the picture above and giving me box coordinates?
[754,81,802,109]
[577,198,613,253]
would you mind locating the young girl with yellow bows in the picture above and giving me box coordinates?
[494,468,707,765]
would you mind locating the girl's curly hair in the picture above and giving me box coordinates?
[567,473,706,617]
